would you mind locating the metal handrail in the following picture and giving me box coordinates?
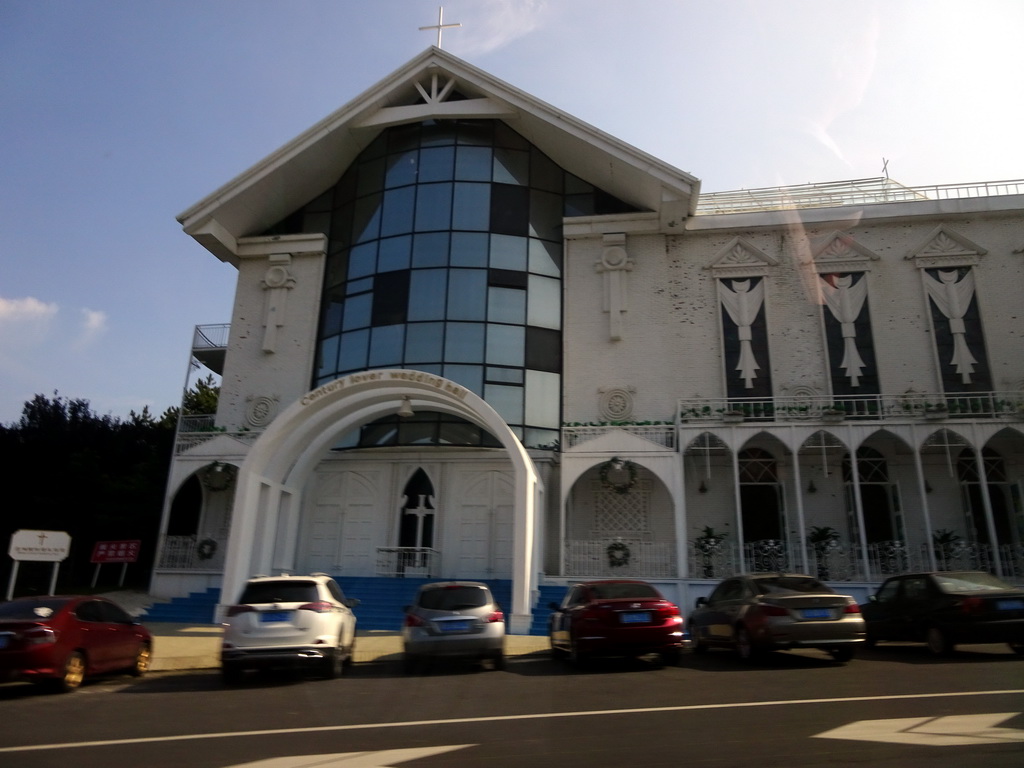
[696,177,1024,215]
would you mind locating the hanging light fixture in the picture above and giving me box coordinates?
[397,396,414,419]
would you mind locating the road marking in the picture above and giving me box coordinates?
[814,712,1024,746]
[228,745,473,767]
[1,689,1021,754]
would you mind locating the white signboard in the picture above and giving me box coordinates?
[8,529,71,562]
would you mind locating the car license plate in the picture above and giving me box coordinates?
[620,612,650,624]
[260,611,291,623]
[802,608,831,619]
[439,620,471,632]
[996,599,1024,610]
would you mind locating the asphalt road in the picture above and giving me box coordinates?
[1,643,1022,768]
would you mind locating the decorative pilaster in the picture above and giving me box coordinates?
[261,254,296,353]
[595,233,633,341]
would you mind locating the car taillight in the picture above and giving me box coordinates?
[657,604,683,623]
[404,613,425,628]
[960,597,984,614]
[23,627,56,645]
[226,605,256,617]
[298,601,334,613]
[760,604,789,617]
[485,610,504,623]
[843,603,861,614]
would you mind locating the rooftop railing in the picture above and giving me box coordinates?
[696,177,1024,215]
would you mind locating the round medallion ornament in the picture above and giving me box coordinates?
[599,387,634,421]
[246,396,277,427]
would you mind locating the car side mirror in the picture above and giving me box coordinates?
[548,602,560,611]
[344,598,360,609]
[695,597,708,608]
[868,595,878,603]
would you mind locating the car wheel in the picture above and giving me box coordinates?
[734,625,758,661]
[51,651,86,693]
[491,652,506,671]
[130,643,151,677]
[343,639,356,669]
[864,630,878,648]
[926,626,952,656]
[691,629,709,654]
[321,647,344,679]
[829,646,854,663]
[221,663,244,686]
[660,648,682,666]
[569,638,589,668]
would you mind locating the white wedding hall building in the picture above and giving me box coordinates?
[148,47,1024,632]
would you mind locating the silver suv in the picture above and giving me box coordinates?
[220,573,358,683]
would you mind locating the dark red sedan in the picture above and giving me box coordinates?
[548,580,685,665]
[0,595,152,692]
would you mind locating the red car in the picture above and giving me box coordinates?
[0,595,152,692]
[549,580,685,665]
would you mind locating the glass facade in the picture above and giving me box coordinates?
[266,119,640,449]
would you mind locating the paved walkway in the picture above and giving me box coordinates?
[147,624,552,672]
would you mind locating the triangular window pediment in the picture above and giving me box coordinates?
[706,237,779,278]
[905,226,987,269]
[811,231,880,273]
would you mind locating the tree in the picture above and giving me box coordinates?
[0,392,175,594]
[159,374,220,427]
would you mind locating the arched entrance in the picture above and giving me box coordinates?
[221,370,542,633]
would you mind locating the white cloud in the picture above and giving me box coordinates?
[455,0,549,57]
[73,307,108,349]
[0,296,59,347]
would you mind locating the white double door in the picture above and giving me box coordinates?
[303,464,513,579]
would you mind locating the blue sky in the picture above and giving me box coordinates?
[2,0,1023,425]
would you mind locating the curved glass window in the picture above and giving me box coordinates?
[263,119,642,449]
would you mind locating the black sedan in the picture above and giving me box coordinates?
[860,571,1024,655]
[689,573,865,662]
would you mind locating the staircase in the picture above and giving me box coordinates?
[139,579,570,635]
[141,587,221,624]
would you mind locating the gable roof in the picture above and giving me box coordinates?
[178,47,700,263]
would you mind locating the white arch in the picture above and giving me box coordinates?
[220,370,542,633]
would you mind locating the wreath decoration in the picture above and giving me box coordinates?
[196,538,218,561]
[599,458,638,494]
[606,541,631,568]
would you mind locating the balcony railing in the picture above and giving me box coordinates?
[156,535,225,571]
[375,547,440,577]
[563,423,676,450]
[678,391,1024,424]
[685,539,1024,582]
[696,177,1024,215]
[563,539,677,578]
[193,323,230,350]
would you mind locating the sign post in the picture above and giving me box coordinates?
[6,529,72,600]
[90,540,141,587]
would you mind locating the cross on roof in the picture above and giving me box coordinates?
[419,6,462,49]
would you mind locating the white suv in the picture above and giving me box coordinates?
[220,573,358,683]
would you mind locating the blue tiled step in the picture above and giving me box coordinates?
[139,579,568,635]
[142,587,221,624]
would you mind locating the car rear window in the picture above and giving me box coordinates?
[589,582,660,600]
[935,572,1017,593]
[418,585,490,610]
[756,577,832,595]
[238,581,319,604]
[0,597,71,620]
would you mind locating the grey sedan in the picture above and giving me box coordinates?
[689,573,865,662]
[401,581,506,672]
